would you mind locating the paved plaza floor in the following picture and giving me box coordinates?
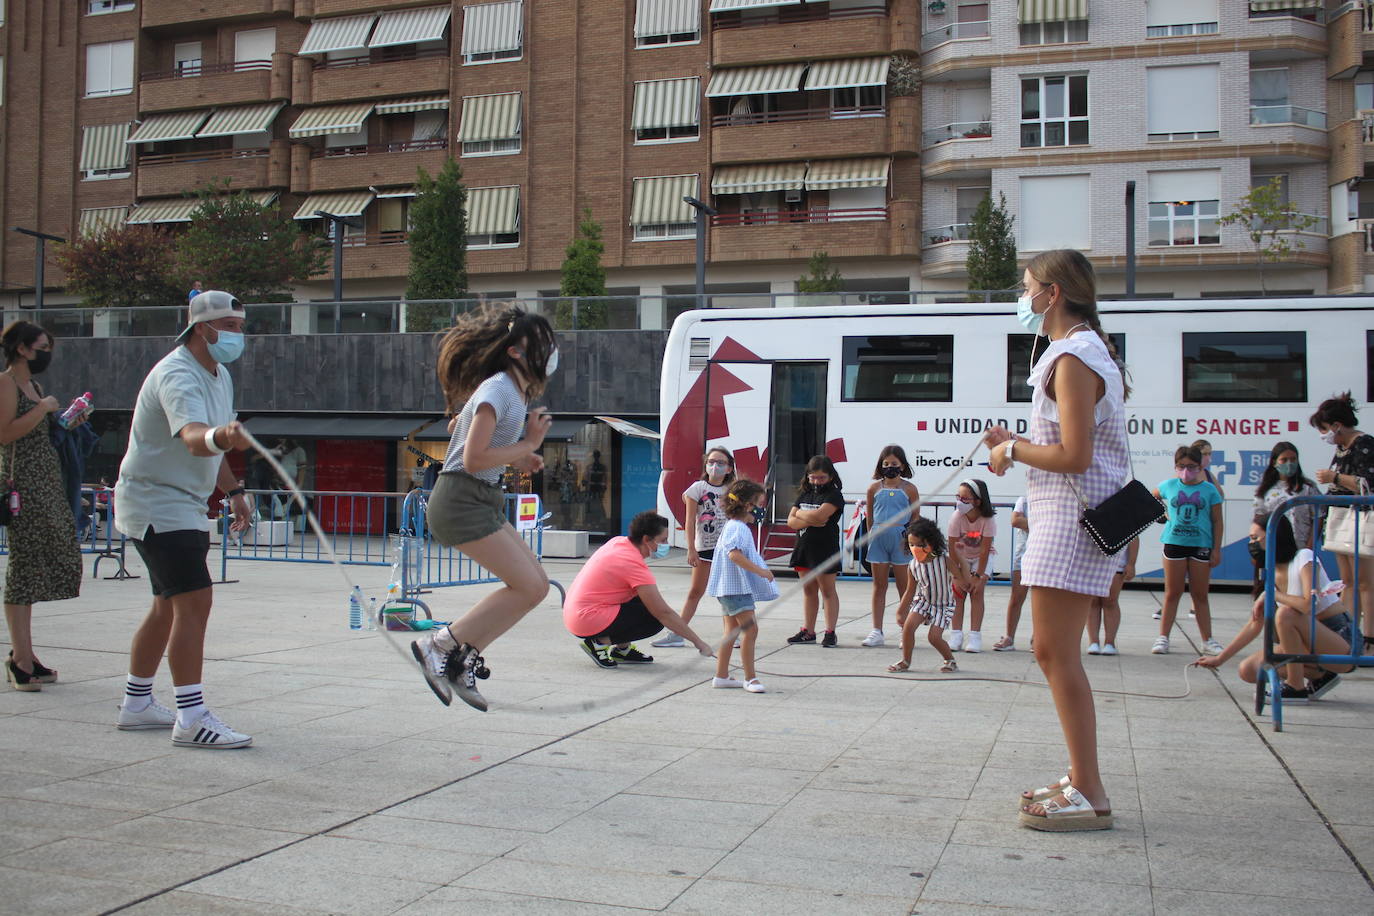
[3,549,1373,914]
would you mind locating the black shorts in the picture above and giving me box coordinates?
[1163,543,1211,562]
[132,527,212,599]
[698,548,715,562]
[591,596,661,645]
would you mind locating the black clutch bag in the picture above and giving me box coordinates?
[1075,479,1166,556]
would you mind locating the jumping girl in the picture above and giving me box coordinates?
[654,447,734,648]
[1152,445,1224,657]
[786,455,845,647]
[707,478,775,693]
[887,517,969,674]
[946,478,996,654]
[862,445,919,648]
[411,305,556,711]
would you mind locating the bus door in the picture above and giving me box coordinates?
[769,362,827,522]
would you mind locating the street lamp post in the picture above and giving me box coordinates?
[683,196,717,310]
[1124,181,1137,299]
[10,227,66,312]
[315,210,362,329]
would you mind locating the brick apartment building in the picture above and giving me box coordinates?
[1,0,1373,320]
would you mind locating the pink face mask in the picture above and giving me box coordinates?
[1177,468,1200,484]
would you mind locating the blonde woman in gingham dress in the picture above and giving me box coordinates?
[985,249,1128,832]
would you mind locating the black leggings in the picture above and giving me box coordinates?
[592,596,662,645]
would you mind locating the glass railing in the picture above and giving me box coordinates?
[922,223,973,246]
[1249,105,1327,128]
[920,19,990,49]
[1258,212,1328,234]
[1362,113,1374,142]
[921,121,992,147]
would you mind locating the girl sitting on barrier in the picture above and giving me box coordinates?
[410,305,557,711]
[1195,512,1354,702]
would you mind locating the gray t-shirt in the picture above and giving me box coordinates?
[442,372,526,485]
[115,346,236,536]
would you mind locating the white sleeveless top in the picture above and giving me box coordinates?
[1027,331,1124,427]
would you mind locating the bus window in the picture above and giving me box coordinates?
[842,335,953,402]
[1182,331,1305,403]
[1006,333,1125,403]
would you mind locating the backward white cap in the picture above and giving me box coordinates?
[176,290,244,345]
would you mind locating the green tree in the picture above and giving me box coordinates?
[556,208,608,329]
[177,181,327,302]
[406,158,468,331]
[966,191,1018,302]
[1216,176,1319,294]
[56,223,185,310]
[796,251,844,294]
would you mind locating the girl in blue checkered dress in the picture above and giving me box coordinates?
[706,478,776,694]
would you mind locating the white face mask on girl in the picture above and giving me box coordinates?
[1321,428,1339,445]
[545,347,559,377]
[955,499,975,516]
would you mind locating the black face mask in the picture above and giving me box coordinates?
[28,350,51,375]
[881,467,901,479]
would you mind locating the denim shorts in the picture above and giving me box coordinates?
[718,594,755,615]
[1322,611,1354,647]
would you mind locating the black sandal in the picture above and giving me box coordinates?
[5,657,40,692]
[8,650,55,684]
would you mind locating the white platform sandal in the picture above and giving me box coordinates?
[1019,774,1070,807]
[1018,786,1112,832]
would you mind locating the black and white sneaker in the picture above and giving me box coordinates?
[580,638,618,669]
[412,634,454,706]
[447,642,490,713]
[1308,671,1342,700]
[171,710,252,749]
[609,644,653,664]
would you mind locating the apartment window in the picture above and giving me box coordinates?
[634,221,695,240]
[842,336,954,402]
[1250,68,1289,123]
[1020,75,1088,147]
[1356,71,1373,112]
[1145,0,1217,37]
[88,0,135,13]
[469,231,519,247]
[1182,332,1306,403]
[461,1,523,64]
[831,85,884,116]
[467,186,520,248]
[955,186,989,232]
[632,78,699,143]
[463,138,520,155]
[631,175,698,240]
[1007,333,1124,402]
[459,92,521,156]
[85,40,134,97]
[637,30,698,47]
[1146,64,1219,141]
[1019,19,1088,45]
[1148,201,1219,246]
[1020,174,1090,250]
[634,0,699,46]
[174,42,202,76]
[635,125,698,142]
[234,29,276,65]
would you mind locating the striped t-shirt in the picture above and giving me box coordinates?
[442,372,527,485]
[907,554,956,619]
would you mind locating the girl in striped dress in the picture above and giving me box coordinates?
[985,249,1127,832]
[887,518,970,674]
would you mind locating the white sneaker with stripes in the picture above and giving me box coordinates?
[116,698,175,731]
[172,710,252,749]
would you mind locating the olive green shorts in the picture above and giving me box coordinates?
[426,471,507,547]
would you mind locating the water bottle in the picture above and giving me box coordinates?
[367,596,378,631]
[58,392,93,429]
[348,585,364,631]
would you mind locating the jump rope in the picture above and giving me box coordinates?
[239,429,1197,713]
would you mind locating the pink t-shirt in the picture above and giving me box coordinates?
[947,511,996,570]
[563,536,657,637]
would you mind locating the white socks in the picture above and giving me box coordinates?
[122,674,154,712]
[174,683,206,728]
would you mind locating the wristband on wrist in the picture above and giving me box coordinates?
[1004,439,1015,466]
[227,487,245,498]
[204,427,228,454]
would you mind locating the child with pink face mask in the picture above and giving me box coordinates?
[1151,445,1224,656]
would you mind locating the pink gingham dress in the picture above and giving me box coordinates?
[1019,330,1130,598]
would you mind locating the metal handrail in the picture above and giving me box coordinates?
[313,138,448,159]
[711,3,887,29]
[921,18,991,49]
[921,121,992,147]
[141,59,272,81]
[312,45,449,70]
[338,230,410,248]
[711,207,888,226]
[137,147,269,166]
[710,105,885,127]
[923,223,973,245]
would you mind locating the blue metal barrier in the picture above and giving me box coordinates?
[1260,493,1374,731]
[0,486,135,580]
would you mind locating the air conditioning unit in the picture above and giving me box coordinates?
[784,189,802,204]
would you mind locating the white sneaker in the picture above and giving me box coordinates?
[963,631,982,653]
[116,698,175,731]
[1100,643,1118,656]
[1151,636,1170,655]
[1087,642,1101,655]
[712,676,743,689]
[651,633,685,648]
[946,630,964,652]
[861,629,885,647]
[743,678,766,693]
[1152,610,1162,620]
[1202,638,1224,656]
[172,709,252,749]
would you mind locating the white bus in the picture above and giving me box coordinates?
[658,298,1374,584]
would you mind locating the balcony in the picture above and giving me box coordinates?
[139,56,289,113]
[921,120,991,147]
[304,139,450,192]
[1250,105,1326,129]
[711,3,906,67]
[920,19,990,51]
[142,0,291,29]
[919,223,971,277]
[709,201,917,261]
[711,101,916,161]
[309,0,427,15]
[135,142,289,198]
[300,48,450,106]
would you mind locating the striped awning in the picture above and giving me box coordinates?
[127,110,211,144]
[288,103,375,138]
[129,192,279,224]
[634,0,698,37]
[467,186,520,235]
[80,123,130,171]
[805,157,890,190]
[461,1,523,56]
[1017,0,1087,22]
[631,175,697,225]
[458,93,521,141]
[1249,0,1319,8]
[374,187,416,198]
[709,0,802,10]
[197,103,282,138]
[292,191,375,221]
[806,57,890,91]
[711,162,806,194]
[375,96,450,114]
[298,14,376,55]
[370,5,452,48]
[78,207,128,237]
[632,78,700,130]
[706,63,807,97]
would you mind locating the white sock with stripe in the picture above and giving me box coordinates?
[122,674,155,712]
[174,683,206,729]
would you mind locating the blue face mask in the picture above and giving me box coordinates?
[652,542,670,560]
[751,505,768,524]
[1016,291,1047,336]
[207,329,245,364]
